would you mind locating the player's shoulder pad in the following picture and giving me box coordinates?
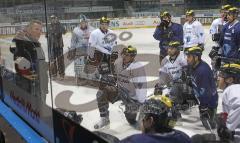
[194,20,203,26]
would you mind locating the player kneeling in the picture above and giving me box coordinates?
[94,46,147,129]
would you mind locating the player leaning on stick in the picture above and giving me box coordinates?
[184,46,218,130]
[94,46,147,129]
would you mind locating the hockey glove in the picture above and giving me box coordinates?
[199,106,210,120]
[67,47,76,60]
[154,83,164,95]
[212,33,221,42]
[216,112,235,141]
[209,46,220,59]
[217,126,235,141]
[198,44,204,50]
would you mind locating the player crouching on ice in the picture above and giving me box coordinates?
[217,63,240,143]
[157,41,188,108]
[94,46,147,129]
[120,95,191,143]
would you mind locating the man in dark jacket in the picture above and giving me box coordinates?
[153,11,183,65]
[48,15,66,80]
[12,20,48,100]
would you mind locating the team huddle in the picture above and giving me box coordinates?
[10,3,238,143]
[63,4,240,143]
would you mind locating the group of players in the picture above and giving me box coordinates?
[48,4,240,143]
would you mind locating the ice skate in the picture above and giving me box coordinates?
[94,117,110,130]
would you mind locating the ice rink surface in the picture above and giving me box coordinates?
[46,26,223,140]
[1,26,223,140]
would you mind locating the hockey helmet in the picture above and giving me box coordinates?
[15,57,31,75]
[219,63,240,79]
[168,41,182,50]
[227,7,239,16]
[160,11,171,19]
[100,16,110,24]
[122,45,137,56]
[142,95,176,128]
[221,4,232,11]
[186,10,195,16]
[50,15,57,19]
[184,46,203,56]
[79,14,88,23]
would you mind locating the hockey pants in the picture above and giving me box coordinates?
[96,85,140,125]
[50,47,65,77]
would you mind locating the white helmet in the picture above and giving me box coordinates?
[15,57,31,75]
[79,14,88,23]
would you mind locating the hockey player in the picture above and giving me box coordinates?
[157,41,187,105]
[219,7,240,59]
[69,15,94,84]
[70,15,94,57]
[210,5,231,43]
[48,15,66,80]
[183,10,205,49]
[153,11,183,65]
[120,95,191,143]
[209,4,232,80]
[88,16,116,59]
[184,46,218,130]
[94,46,147,129]
[217,63,240,143]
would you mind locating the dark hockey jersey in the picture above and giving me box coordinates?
[153,23,183,52]
[120,130,192,143]
[190,61,218,108]
[219,20,240,58]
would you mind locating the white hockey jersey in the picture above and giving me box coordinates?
[183,20,205,48]
[71,26,94,49]
[222,84,240,143]
[114,58,147,103]
[159,52,187,85]
[210,18,227,34]
[88,28,117,56]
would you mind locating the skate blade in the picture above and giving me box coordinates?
[94,124,110,131]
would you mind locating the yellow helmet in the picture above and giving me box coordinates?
[160,11,171,19]
[221,4,232,10]
[100,16,110,24]
[122,45,137,56]
[168,41,182,50]
[186,10,195,16]
[142,95,176,128]
[219,63,240,79]
[184,46,203,56]
[227,7,239,15]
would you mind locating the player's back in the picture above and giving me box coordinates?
[120,130,191,143]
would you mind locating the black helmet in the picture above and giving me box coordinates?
[219,63,240,79]
[186,10,195,16]
[100,16,110,24]
[184,46,203,56]
[122,45,137,56]
[142,95,176,128]
[168,41,182,50]
[160,11,171,19]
